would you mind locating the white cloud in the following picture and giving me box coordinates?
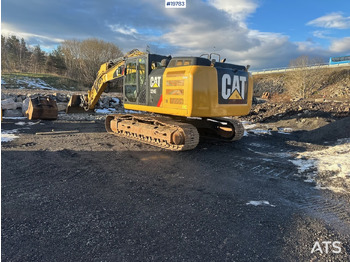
[330,37,350,53]
[312,30,332,39]
[307,12,350,29]
[163,21,254,51]
[108,24,138,36]
[209,0,258,21]
[2,22,64,43]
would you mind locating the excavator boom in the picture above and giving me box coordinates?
[66,49,145,113]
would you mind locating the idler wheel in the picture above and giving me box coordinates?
[171,130,185,145]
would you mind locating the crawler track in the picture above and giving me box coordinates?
[213,117,245,141]
[184,117,245,141]
[105,114,199,151]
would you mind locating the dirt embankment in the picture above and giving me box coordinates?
[253,68,350,99]
[241,100,350,123]
[238,100,350,143]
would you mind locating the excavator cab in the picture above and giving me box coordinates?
[123,54,169,105]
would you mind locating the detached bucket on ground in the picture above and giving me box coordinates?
[26,96,58,120]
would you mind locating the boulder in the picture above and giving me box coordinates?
[57,102,68,112]
[16,96,23,103]
[3,109,23,117]
[2,98,22,110]
[53,92,69,102]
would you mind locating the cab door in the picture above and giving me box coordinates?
[123,56,148,105]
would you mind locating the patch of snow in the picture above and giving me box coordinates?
[14,122,26,126]
[2,117,27,120]
[249,142,265,148]
[2,134,19,142]
[248,129,272,135]
[1,79,6,85]
[246,200,276,207]
[95,108,117,114]
[289,158,317,173]
[3,77,56,90]
[290,138,350,194]
[1,129,19,142]
[278,127,293,134]
[241,121,257,130]
[124,109,143,114]
[17,77,56,90]
[110,97,120,104]
[15,121,37,126]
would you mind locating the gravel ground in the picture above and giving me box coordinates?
[2,108,350,261]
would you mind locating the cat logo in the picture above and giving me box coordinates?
[150,76,161,88]
[222,74,246,100]
[218,72,248,104]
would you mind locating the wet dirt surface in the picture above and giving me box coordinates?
[2,115,350,261]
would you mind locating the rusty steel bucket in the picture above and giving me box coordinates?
[26,96,58,120]
[66,94,91,113]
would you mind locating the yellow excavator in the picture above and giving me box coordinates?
[66,49,253,151]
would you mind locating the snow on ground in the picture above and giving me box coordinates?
[15,121,38,126]
[18,78,56,90]
[110,98,120,105]
[3,77,56,90]
[248,129,272,135]
[277,127,293,134]
[124,109,143,114]
[290,138,350,194]
[94,108,142,115]
[242,121,271,136]
[2,121,42,143]
[246,200,276,207]
[2,117,27,120]
[241,121,257,130]
[95,108,117,114]
[242,121,294,136]
[1,129,19,142]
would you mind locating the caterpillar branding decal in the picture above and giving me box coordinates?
[148,69,165,107]
[150,76,161,88]
[218,70,248,104]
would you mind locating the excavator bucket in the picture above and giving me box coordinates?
[26,96,58,120]
[66,94,86,113]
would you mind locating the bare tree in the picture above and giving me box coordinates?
[1,35,8,71]
[61,38,123,84]
[285,56,326,99]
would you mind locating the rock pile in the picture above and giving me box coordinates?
[240,100,350,123]
[1,91,123,118]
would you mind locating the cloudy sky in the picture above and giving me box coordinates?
[2,0,350,70]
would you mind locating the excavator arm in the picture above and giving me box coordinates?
[66,49,145,113]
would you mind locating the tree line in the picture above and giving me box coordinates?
[1,35,123,85]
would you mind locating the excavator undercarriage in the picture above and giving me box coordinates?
[105,114,200,151]
[105,115,244,151]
